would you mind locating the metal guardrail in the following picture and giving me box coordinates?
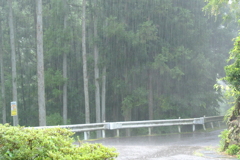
[33,116,224,140]
[204,116,224,123]
[117,118,194,129]
[33,123,108,139]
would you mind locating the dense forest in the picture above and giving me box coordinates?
[0,0,237,126]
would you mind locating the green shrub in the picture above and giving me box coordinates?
[226,144,240,155]
[218,129,230,151]
[237,154,240,159]
[0,124,118,160]
[46,113,71,125]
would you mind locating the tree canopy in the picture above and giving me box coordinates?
[205,0,240,155]
[0,0,236,126]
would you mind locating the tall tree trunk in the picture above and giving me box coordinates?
[101,19,108,123]
[101,66,106,122]
[18,41,26,125]
[0,20,6,124]
[124,68,131,136]
[93,0,101,138]
[36,0,46,126]
[124,108,131,136]
[123,3,131,132]
[63,0,68,125]
[148,69,153,120]
[8,0,19,126]
[82,0,90,124]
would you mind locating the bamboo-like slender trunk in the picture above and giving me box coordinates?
[63,0,68,125]
[93,0,101,138]
[148,69,153,120]
[8,0,19,126]
[36,0,46,126]
[82,0,90,124]
[0,20,6,124]
[101,66,106,122]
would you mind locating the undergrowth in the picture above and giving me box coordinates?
[219,129,240,159]
[0,124,118,160]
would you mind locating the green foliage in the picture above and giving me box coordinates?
[1,0,236,125]
[121,87,147,117]
[46,113,71,126]
[226,144,240,155]
[203,0,229,16]
[222,35,240,123]
[0,124,118,160]
[103,16,128,40]
[45,68,65,89]
[131,128,148,136]
[204,0,240,21]
[225,36,240,94]
[205,1,240,159]
[137,20,158,44]
[224,106,235,122]
[219,129,230,151]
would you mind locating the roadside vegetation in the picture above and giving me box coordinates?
[1,0,235,127]
[205,0,240,158]
[0,124,118,160]
[219,129,240,159]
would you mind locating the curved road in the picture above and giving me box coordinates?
[90,129,238,160]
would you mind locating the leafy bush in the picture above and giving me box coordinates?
[219,129,230,151]
[46,113,71,125]
[0,124,118,160]
[226,144,240,155]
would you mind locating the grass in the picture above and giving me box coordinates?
[193,151,204,157]
[204,146,216,151]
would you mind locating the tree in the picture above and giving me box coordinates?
[0,0,235,129]
[82,0,90,124]
[204,0,240,152]
[98,1,220,124]
[36,0,46,126]
[101,66,106,122]
[92,0,101,138]
[101,13,107,123]
[63,0,68,125]
[0,20,6,124]
[136,20,157,120]
[8,0,18,126]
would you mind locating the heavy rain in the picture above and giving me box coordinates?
[0,0,240,159]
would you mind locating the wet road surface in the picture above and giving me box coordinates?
[90,129,238,160]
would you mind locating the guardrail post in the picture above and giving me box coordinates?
[84,132,88,140]
[192,124,195,132]
[210,122,214,129]
[148,127,152,135]
[116,129,120,137]
[203,115,206,130]
[178,117,181,133]
[102,130,105,138]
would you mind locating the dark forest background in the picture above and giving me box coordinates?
[0,0,237,126]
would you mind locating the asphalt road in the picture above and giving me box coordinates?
[90,129,238,160]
